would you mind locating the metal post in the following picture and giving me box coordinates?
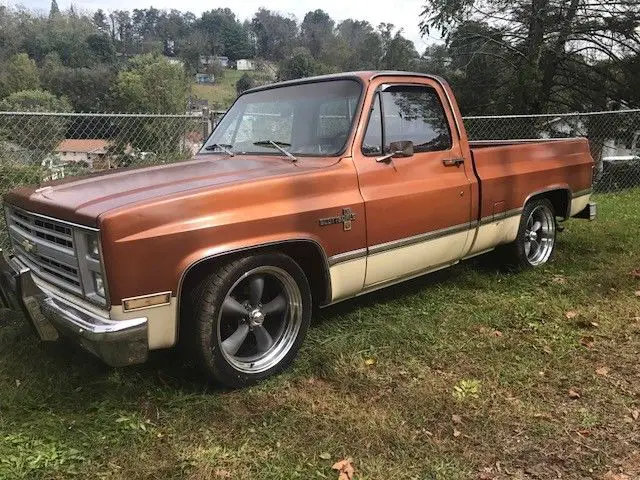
[202,106,210,140]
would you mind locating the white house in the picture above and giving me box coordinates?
[55,139,130,170]
[236,59,255,71]
[199,55,229,68]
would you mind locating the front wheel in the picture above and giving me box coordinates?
[190,253,312,388]
[504,198,557,269]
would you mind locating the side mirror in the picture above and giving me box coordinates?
[376,140,414,163]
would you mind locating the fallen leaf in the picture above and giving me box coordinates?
[566,311,578,319]
[332,458,354,480]
[580,336,595,348]
[591,322,600,328]
[596,366,610,376]
[635,291,640,297]
[319,452,332,460]
[603,472,630,480]
[214,469,231,478]
[364,358,376,366]
[631,410,639,421]
[492,330,503,337]
[452,414,462,424]
[453,428,461,437]
[631,269,640,279]
[543,346,553,354]
[568,389,581,399]
[478,469,495,479]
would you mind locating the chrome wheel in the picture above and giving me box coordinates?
[524,205,555,265]
[217,266,303,374]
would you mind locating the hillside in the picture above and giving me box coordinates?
[190,70,273,110]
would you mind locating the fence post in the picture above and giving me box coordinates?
[202,106,210,141]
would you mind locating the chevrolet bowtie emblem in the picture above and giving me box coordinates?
[21,238,36,253]
[319,208,356,231]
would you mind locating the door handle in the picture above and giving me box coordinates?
[442,158,464,167]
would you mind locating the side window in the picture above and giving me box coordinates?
[381,85,452,153]
[362,93,382,155]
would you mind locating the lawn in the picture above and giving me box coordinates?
[1,189,639,480]
[191,70,272,110]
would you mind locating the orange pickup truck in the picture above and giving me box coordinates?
[0,71,596,387]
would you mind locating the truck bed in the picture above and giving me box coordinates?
[470,137,594,220]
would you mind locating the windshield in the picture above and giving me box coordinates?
[202,79,362,157]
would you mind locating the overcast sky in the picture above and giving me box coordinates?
[8,0,440,53]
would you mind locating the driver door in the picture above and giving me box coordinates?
[352,79,474,287]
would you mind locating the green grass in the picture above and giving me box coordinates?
[191,70,271,110]
[1,189,640,479]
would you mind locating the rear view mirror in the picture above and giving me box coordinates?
[376,140,414,163]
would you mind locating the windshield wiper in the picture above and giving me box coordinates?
[204,143,235,156]
[253,140,297,162]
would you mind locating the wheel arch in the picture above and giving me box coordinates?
[177,239,332,332]
[523,185,571,219]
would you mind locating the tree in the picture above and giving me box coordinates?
[420,0,640,113]
[110,54,188,113]
[379,26,418,71]
[419,21,513,115]
[251,9,297,61]
[334,19,383,70]
[0,90,71,152]
[301,10,334,59]
[93,9,108,32]
[109,54,189,152]
[236,73,256,94]
[197,9,253,60]
[0,53,40,99]
[49,0,60,19]
[42,63,115,112]
[278,47,317,81]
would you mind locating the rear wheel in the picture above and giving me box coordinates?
[189,253,312,388]
[504,198,556,269]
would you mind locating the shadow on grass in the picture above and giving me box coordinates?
[0,250,512,407]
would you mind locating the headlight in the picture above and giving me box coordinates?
[93,272,105,298]
[87,234,100,258]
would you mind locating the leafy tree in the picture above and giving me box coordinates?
[251,9,297,61]
[334,19,383,70]
[420,0,640,113]
[92,9,108,32]
[0,53,40,99]
[278,47,317,81]
[301,10,334,59]
[419,21,513,115]
[110,54,188,113]
[198,9,253,60]
[109,54,189,152]
[378,25,418,71]
[49,0,60,19]
[0,90,71,152]
[86,33,116,63]
[42,63,115,112]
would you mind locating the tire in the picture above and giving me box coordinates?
[503,198,557,269]
[188,252,312,388]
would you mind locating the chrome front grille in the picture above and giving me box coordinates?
[5,206,83,294]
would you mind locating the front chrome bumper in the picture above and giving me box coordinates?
[0,249,148,367]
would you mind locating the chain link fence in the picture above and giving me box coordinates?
[0,108,638,248]
[464,110,640,192]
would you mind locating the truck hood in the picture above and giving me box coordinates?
[5,155,329,227]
